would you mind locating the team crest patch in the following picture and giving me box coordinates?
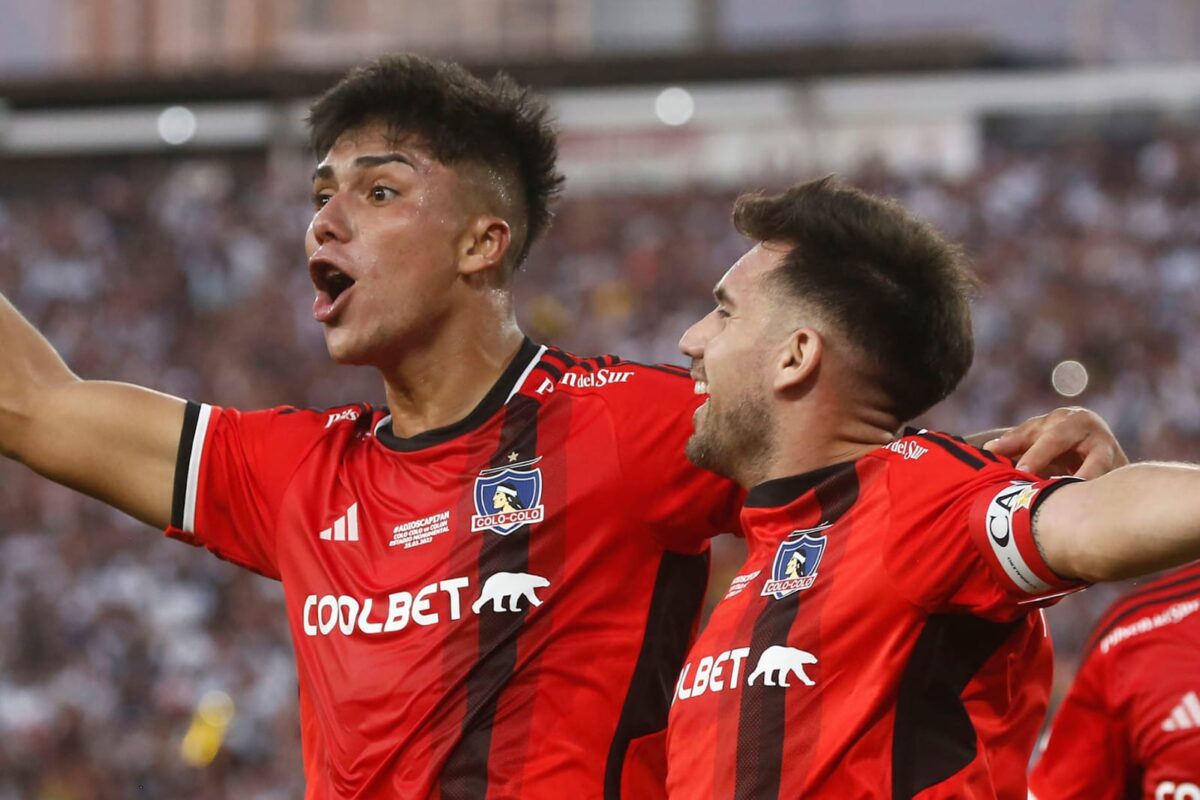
[762,524,831,599]
[471,457,545,535]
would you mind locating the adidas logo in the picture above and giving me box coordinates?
[1162,691,1200,731]
[319,503,360,542]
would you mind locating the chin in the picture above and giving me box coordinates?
[686,430,729,478]
[323,331,372,366]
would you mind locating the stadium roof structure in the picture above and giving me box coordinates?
[0,36,1033,110]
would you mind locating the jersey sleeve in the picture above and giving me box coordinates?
[881,432,1085,621]
[165,401,324,579]
[602,365,744,553]
[1028,650,1131,800]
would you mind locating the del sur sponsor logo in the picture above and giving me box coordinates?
[536,367,634,395]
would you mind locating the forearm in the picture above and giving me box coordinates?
[0,291,185,529]
[0,292,79,458]
[1036,462,1200,582]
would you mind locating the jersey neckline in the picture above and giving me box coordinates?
[373,337,545,452]
[743,460,857,508]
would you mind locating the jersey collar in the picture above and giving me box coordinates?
[743,461,857,508]
[374,337,546,452]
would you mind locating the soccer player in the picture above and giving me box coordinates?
[0,56,1123,798]
[665,176,1200,798]
[1029,563,1200,799]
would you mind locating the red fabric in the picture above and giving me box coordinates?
[666,432,1078,799]
[165,347,742,799]
[1029,563,1200,800]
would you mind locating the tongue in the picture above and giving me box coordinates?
[313,290,336,322]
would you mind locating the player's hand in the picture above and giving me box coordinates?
[984,407,1127,479]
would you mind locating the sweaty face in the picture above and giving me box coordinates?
[305,121,472,366]
[678,243,785,483]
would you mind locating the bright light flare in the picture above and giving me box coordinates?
[655,87,694,127]
[1051,360,1089,397]
[157,105,197,145]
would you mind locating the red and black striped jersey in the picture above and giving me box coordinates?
[1029,563,1200,800]
[165,339,743,800]
[665,430,1080,799]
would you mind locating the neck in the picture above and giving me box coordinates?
[379,305,525,439]
[746,396,897,489]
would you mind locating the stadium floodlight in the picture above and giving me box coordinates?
[157,105,197,145]
[655,87,694,126]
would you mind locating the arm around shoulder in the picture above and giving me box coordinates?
[0,292,185,529]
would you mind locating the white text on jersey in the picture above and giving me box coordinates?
[301,572,551,637]
[536,368,635,395]
[325,408,360,428]
[675,645,819,702]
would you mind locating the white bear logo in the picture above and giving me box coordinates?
[471,572,550,614]
[747,645,818,688]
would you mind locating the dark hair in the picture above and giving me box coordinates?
[733,176,976,421]
[307,53,564,270]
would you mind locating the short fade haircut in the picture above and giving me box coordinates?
[733,176,976,421]
[307,53,564,270]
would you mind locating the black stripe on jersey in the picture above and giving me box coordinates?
[918,432,986,470]
[733,463,860,800]
[539,361,564,382]
[544,347,578,370]
[1084,573,1200,657]
[891,615,1020,799]
[604,550,709,799]
[440,393,541,800]
[170,401,202,530]
[633,363,692,380]
[944,433,1001,463]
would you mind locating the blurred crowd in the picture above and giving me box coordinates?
[2,127,1200,797]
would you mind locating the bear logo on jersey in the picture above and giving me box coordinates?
[471,457,545,535]
[762,524,830,599]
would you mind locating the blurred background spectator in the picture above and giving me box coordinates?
[5,0,1200,796]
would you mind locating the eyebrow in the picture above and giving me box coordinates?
[714,285,734,307]
[311,153,416,182]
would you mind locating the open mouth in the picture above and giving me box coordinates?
[311,259,357,322]
[313,261,356,301]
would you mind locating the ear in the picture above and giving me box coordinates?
[457,215,512,277]
[773,327,823,392]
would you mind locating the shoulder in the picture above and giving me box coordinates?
[527,347,695,404]
[205,401,378,446]
[1084,564,1200,659]
[867,428,1015,484]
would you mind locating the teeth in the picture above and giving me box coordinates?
[694,381,708,395]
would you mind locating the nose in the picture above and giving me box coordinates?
[678,313,710,360]
[310,194,351,246]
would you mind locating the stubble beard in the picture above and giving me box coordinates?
[685,394,774,487]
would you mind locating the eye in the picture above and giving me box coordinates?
[311,190,332,209]
[715,306,731,319]
[371,185,398,202]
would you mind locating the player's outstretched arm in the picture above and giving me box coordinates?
[1034,462,1200,583]
[0,293,184,529]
